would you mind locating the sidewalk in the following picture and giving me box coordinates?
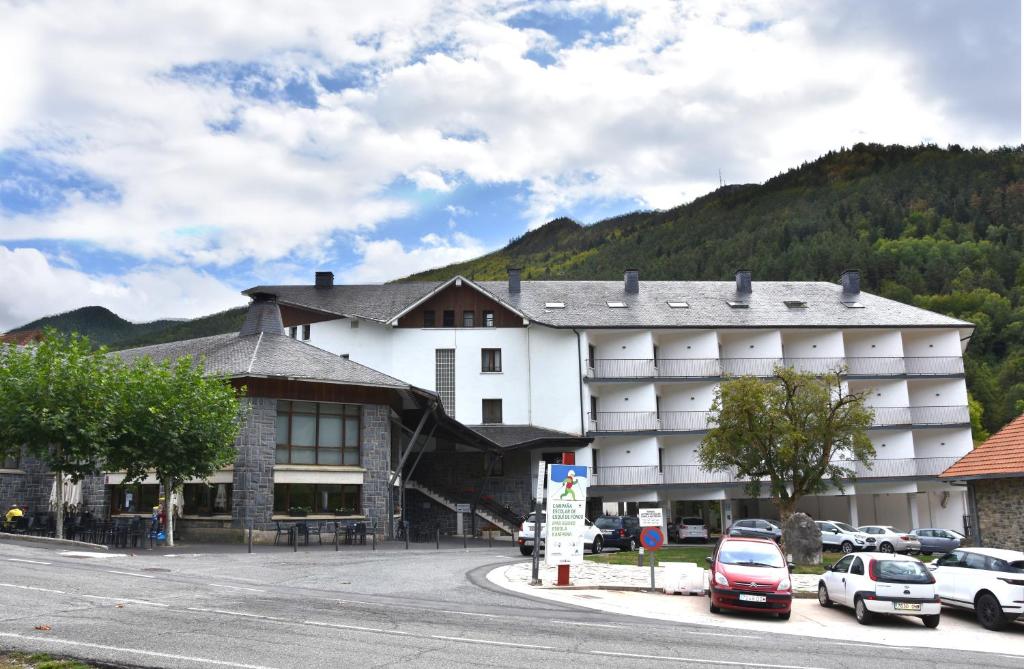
[488,561,1024,658]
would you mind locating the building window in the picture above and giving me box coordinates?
[590,395,598,417]
[183,483,232,515]
[481,348,502,373]
[483,311,495,327]
[435,349,456,417]
[275,401,361,466]
[484,452,504,476]
[482,399,503,424]
[658,447,664,473]
[110,484,160,515]
[288,326,298,339]
[301,324,310,341]
[273,483,361,515]
[463,311,475,327]
[423,310,436,327]
[442,310,455,327]
[588,344,596,367]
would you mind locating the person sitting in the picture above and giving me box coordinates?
[4,504,23,530]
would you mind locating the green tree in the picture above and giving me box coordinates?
[0,329,122,538]
[107,356,246,547]
[699,367,875,560]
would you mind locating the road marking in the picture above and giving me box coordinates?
[430,634,556,650]
[549,620,620,628]
[0,583,64,594]
[681,630,759,638]
[334,598,498,619]
[7,558,51,565]
[188,607,284,622]
[303,620,414,636]
[590,651,823,669]
[438,610,499,618]
[105,570,154,579]
[209,583,266,593]
[81,595,168,608]
[0,632,278,669]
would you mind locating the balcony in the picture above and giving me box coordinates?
[590,456,963,487]
[585,356,965,381]
[587,411,714,434]
[869,405,970,428]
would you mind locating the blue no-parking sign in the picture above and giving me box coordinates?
[640,526,664,551]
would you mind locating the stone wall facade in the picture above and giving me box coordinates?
[359,405,392,536]
[973,478,1024,551]
[231,397,277,530]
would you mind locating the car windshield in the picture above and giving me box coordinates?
[525,514,545,524]
[875,560,932,583]
[833,522,857,533]
[717,542,785,568]
[595,517,621,529]
[682,518,703,525]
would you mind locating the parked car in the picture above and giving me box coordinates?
[818,552,940,627]
[910,528,964,555]
[517,512,605,556]
[728,519,782,542]
[707,536,793,620]
[594,515,642,551]
[857,525,922,554]
[677,517,710,543]
[929,547,1024,630]
[816,520,875,554]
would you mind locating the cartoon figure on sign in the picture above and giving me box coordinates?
[559,470,578,501]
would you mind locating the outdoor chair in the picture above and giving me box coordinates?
[273,521,291,546]
[12,516,29,535]
[306,521,324,545]
[354,522,367,545]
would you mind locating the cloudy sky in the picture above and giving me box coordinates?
[0,0,1019,329]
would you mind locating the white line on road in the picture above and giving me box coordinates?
[0,632,278,669]
[590,651,824,669]
[0,583,64,594]
[430,634,556,650]
[438,610,499,618]
[81,595,168,608]
[188,607,284,622]
[549,620,620,628]
[7,558,51,565]
[209,583,266,593]
[303,620,414,636]
[105,570,154,579]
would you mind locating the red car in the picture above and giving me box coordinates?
[707,536,793,620]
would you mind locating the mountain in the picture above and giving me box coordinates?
[6,305,248,350]
[406,143,1024,436]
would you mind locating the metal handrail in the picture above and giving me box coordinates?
[587,411,713,433]
[585,356,965,380]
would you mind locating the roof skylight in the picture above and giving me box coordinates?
[667,301,689,308]
[607,301,627,308]
[545,302,565,309]
[841,300,865,309]
[784,300,808,308]
[726,301,749,309]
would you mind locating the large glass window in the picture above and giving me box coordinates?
[463,311,474,327]
[110,484,160,514]
[273,484,361,515]
[276,401,361,466]
[481,348,502,372]
[482,399,503,424]
[183,483,232,515]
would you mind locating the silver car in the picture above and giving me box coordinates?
[816,520,875,554]
[857,525,922,554]
[909,528,963,555]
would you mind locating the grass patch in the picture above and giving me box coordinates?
[0,652,97,669]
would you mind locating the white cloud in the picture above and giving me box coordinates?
[0,246,244,331]
[346,232,488,282]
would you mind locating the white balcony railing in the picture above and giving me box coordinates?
[585,356,965,380]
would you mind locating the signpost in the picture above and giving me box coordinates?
[455,503,471,513]
[640,526,665,590]
[530,460,545,586]
[638,508,664,528]
[545,455,588,587]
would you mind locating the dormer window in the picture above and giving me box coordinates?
[667,301,689,308]
[726,301,749,309]
[607,301,627,308]
[545,302,565,309]
[784,300,807,308]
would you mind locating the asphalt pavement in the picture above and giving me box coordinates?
[0,538,1018,669]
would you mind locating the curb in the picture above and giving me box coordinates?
[0,533,109,551]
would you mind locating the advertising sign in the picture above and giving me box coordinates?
[455,503,471,513]
[543,464,588,567]
[638,508,664,528]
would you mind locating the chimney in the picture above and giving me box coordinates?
[841,269,861,295]
[508,267,521,294]
[624,269,639,294]
[240,293,284,337]
[735,269,752,295]
[315,271,334,289]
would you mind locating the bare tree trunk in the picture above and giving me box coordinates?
[54,469,64,540]
[777,496,797,555]
[163,478,175,547]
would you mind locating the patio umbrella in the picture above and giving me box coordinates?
[49,475,82,509]
[214,484,228,513]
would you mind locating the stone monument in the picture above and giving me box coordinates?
[782,511,822,565]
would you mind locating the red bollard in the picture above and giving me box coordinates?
[556,564,570,586]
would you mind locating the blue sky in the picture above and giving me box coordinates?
[0,0,1019,329]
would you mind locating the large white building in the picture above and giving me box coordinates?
[247,268,976,534]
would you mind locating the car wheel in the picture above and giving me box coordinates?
[854,597,874,625]
[818,583,833,608]
[840,541,854,554]
[709,598,720,614]
[879,542,894,554]
[591,537,603,555]
[975,592,1009,631]
[626,538,637,552]
[778,611,791,621]
[519,546,533,556]
[922,614,940,629]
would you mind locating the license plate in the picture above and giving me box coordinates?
[894,602,921,611]
[738,594,767,603]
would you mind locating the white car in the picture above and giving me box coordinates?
[517,512,604,556]
[816,520,875,553]
[677,517,709,543]
[818,553,941,627]
[857,525,922,554]
[929,547,1024,630]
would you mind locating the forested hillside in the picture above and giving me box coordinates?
[407,144,1024,436]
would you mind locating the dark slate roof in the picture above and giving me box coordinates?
[245,278,972,329]
[467,424,591,450]
[115,332,407,388]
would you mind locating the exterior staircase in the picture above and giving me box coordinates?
[405,480,519,535]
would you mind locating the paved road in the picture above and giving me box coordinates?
[0,539,1018,669]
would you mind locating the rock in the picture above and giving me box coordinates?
[782,512,822,565]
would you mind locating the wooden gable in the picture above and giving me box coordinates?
[396,283,523,328]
